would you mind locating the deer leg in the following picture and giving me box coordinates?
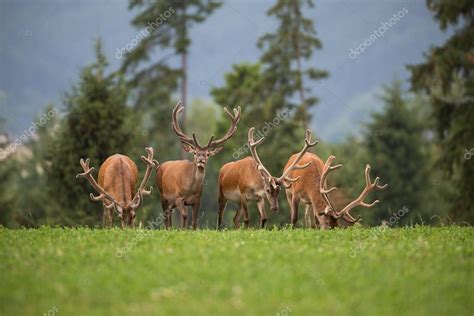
[291,196,300,228]
[285,190,298,227]
[233,206,241,229]
[191,200,200,230]
[256,198,267,228]
[304,204,315,229]
[240,199,250,229]
[161,199,172,229]
[285,190,294,227]
[312,200,328,230]
[106,207,114,228]
[165,210,172,229]
[304,205,310,228]
[102,205,108,228]
[217,191,228,230]
[175,199,188,229]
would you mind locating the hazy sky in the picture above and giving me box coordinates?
[0,0,451,141]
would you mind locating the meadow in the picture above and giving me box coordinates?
[0,226,472,316]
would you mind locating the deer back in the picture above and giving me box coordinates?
[98,154,138,207]
[284,152,324,200]
[219,156,265,196]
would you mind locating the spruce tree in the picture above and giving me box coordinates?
[122,0,221,144]
[47,40,136,226]
[258,0,327,128]
[408,0,474,222]
[363,81,430,225]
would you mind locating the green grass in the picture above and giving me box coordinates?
[0,227,472,316]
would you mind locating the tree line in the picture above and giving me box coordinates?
[0,0,472,228]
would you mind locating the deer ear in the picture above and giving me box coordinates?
[208,146,223,156]
[182,143,195,153]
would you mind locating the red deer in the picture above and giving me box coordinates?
[76,147,158,228]
[156,102,241,229]
[284,153,387,229]
[217,128,317,229]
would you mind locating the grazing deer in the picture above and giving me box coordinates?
[217,128,317,229]
[156,101,241,229]
[284,153,387,229]
[76,147,158,228]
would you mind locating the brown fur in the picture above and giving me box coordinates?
[157,102,241,230]
[283,152,337,229]
[97,154,138,227]
[218,156,278,228]
[98,155,138,206]
[156,159,206,229]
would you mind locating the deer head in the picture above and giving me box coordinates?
[76,147,159,227]
[320,155,388,227]
[172,101,241,169]
[247,127,317,212]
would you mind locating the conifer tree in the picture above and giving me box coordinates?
[122,0,221,151]
[258,0,327,128]
[47,40,136,226]
[364,81,430,225]
[408,0,474,221]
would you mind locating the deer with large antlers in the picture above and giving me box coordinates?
[217,128,317,229]
[76,147,158,228]
[284,152,387,229]
[156,101,241,229]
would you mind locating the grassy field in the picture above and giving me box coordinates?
[0,227,472,316]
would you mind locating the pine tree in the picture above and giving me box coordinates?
[47,40,136,226]
[408,0,474,222]
[258,0,327,128]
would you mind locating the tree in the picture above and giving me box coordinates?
[258,0,328,128]
[362,81,431,225]
[47,39,137,226]
[211,63,265,159]
[408,0,474,222]
[122,0,221,157]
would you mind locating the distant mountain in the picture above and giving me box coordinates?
[0,0,451,142]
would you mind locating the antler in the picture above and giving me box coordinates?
[172,101,196,147]
[171,101,241,149]
[320,155,342,215]
[76,158,118,212]
[277,129,318,185]
[248,127,273,180]
[320,156,387,223]
[130,147,159,209]
[207,106,241,148]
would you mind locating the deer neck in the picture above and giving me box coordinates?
[191,162,206,189]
